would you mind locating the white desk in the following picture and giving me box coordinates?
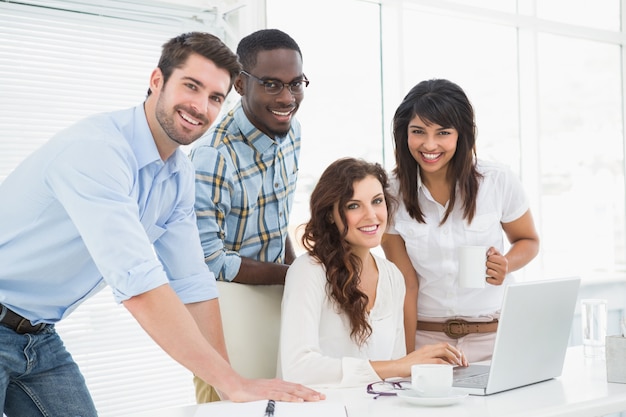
[123,346,626,417]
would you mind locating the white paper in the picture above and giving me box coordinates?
[190,400,347,417]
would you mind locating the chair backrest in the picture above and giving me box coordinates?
[215,281,284,379]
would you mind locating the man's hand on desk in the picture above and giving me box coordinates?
[223,378,326,403]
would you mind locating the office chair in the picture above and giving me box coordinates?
[215,281,284,379]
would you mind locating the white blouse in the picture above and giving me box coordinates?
[278,253,406,388]
[387,160,529,318]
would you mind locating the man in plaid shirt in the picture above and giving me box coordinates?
[190,28,306,285]
[189,29,307,403]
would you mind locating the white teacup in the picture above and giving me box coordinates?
[458,245,488,288]
[411,364,453,397]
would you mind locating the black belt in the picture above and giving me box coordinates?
[0,304,48,334]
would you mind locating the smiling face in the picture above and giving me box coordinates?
[407,114,459,179]
[147,53,231,159]
[332,175,388,256]
[236,48,304,139]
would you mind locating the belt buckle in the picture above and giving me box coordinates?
[15,318,45,335]
[444,319,469,339]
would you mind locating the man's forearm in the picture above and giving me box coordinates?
[123,285,240,395]
[186,298,229,362]
[232,257,289,285]
[284,235,297,265]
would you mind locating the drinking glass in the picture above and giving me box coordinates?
[581,299,608,358]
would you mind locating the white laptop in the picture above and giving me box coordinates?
[452,276,581,396]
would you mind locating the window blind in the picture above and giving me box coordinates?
[0,1,223,415]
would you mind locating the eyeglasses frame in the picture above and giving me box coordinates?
[240,70,309,95]
[366,379,411,400]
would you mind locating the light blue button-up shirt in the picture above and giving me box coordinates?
[0,105,217,324]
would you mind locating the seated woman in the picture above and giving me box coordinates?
[278,157,466,387]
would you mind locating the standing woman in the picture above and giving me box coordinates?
[382,79,539,362]
[278,158,466,387]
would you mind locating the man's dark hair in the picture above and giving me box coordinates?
[236,29,302,71]
[147,32,240,96]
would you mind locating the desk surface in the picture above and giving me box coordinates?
[123,346,626,417]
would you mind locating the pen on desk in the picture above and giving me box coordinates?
[264,399,275,417]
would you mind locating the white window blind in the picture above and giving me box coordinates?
[0,1,224,415]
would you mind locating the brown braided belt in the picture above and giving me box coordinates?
[417,318,499,339]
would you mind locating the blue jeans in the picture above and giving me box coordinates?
[0,324,97,417]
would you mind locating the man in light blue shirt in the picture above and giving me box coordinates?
[0,32,321,416]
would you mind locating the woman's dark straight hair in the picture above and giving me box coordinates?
[391,79,482,225]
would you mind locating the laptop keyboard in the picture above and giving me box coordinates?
[455,372,489,387]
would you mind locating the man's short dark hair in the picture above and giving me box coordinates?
[148,32,240,96]
[236,29,302,71]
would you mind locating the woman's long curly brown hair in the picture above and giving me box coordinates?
[301,158,397,346]
[391,79,482,225]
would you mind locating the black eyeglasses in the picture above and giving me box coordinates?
[240,70,309,95]
[366,379,411,399]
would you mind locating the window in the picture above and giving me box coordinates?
[0,1,224,415]
[266,0,385,243]
[536,33,624,277]
[266,0,626,282]
[537,0,620,30]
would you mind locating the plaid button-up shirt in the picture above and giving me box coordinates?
[190,102,301,281]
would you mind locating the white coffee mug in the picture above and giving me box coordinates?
[458,245,488,288]
[411,364,453,397]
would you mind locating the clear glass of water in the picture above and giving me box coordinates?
[581,299,608,358]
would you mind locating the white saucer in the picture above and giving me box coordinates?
[396,388,468,407]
